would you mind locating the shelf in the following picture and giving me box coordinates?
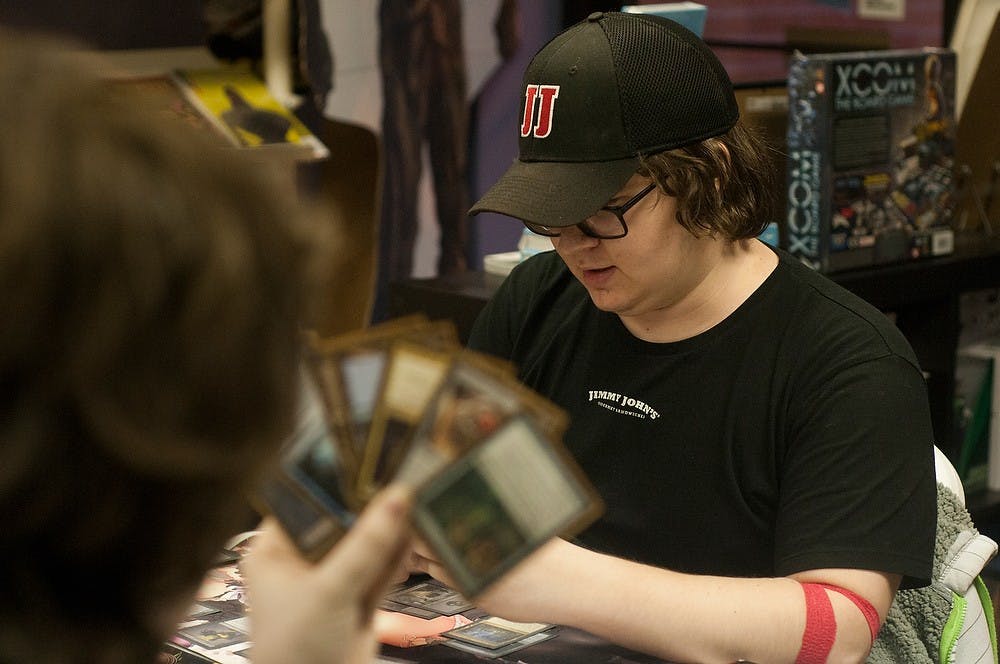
[830,233,1000,309]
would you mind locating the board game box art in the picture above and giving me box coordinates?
[785,47,958,272]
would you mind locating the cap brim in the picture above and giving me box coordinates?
[469,156,640,227]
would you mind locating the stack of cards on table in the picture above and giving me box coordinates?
[255,315,603,597]
[381,579,475,618]
[441,615,557,658]
[378,578,556,656]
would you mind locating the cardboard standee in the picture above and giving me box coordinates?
[954,11,1000,233]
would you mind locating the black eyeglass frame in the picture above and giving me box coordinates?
[523,182,657,239]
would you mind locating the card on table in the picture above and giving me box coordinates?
[442,630,557,658]
[384,580,475,616]
[442,616,554,649]
[158,643,218,663]
[397,605,441,620]
[177,622,249,650]
[186,604,221,619]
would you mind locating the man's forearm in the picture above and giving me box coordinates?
[475,540,886,664]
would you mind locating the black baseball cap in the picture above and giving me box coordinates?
[469,11,738,228]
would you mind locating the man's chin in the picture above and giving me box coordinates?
[585,290,626,315]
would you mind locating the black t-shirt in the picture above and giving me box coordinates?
[468,248,936,588]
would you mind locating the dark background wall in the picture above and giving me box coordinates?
[0,1,206,48]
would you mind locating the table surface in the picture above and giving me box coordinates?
[378,624,670,663]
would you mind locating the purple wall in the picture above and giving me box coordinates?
[471,3,563,262]
[700,0,944,84]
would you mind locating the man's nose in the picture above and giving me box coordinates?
[554,224,600,252]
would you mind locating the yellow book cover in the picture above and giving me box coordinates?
[172,67,329,160]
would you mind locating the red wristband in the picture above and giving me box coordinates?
[817,583,881,644]
[795,583,836,664]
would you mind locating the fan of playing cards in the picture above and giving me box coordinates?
[254,316,604,597]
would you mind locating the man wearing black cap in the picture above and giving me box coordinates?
[413,11,936,663]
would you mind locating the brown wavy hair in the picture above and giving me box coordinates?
[637,121,779,240]
[0,31,337,663]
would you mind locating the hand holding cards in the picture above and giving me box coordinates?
[254,316,603,597]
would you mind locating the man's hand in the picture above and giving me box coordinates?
[410,536,573,623]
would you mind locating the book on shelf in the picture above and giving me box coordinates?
[620,2,707,36]
[171,67,329,161]
[785,47,957,273]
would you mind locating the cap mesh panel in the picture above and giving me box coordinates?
[602,13,737,153]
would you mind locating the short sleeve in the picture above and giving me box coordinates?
[774,353,937,588]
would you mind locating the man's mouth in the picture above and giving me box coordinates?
[580,265,616,286]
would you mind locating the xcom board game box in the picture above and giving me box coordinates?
[785,47,957,272]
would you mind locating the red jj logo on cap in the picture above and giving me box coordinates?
[520,84,560,138]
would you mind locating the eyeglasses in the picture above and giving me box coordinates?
[523,182,657,239]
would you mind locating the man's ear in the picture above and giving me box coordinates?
[712,139,732,191]
[715,139,732,164]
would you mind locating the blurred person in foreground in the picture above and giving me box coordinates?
[0,30,409,664]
